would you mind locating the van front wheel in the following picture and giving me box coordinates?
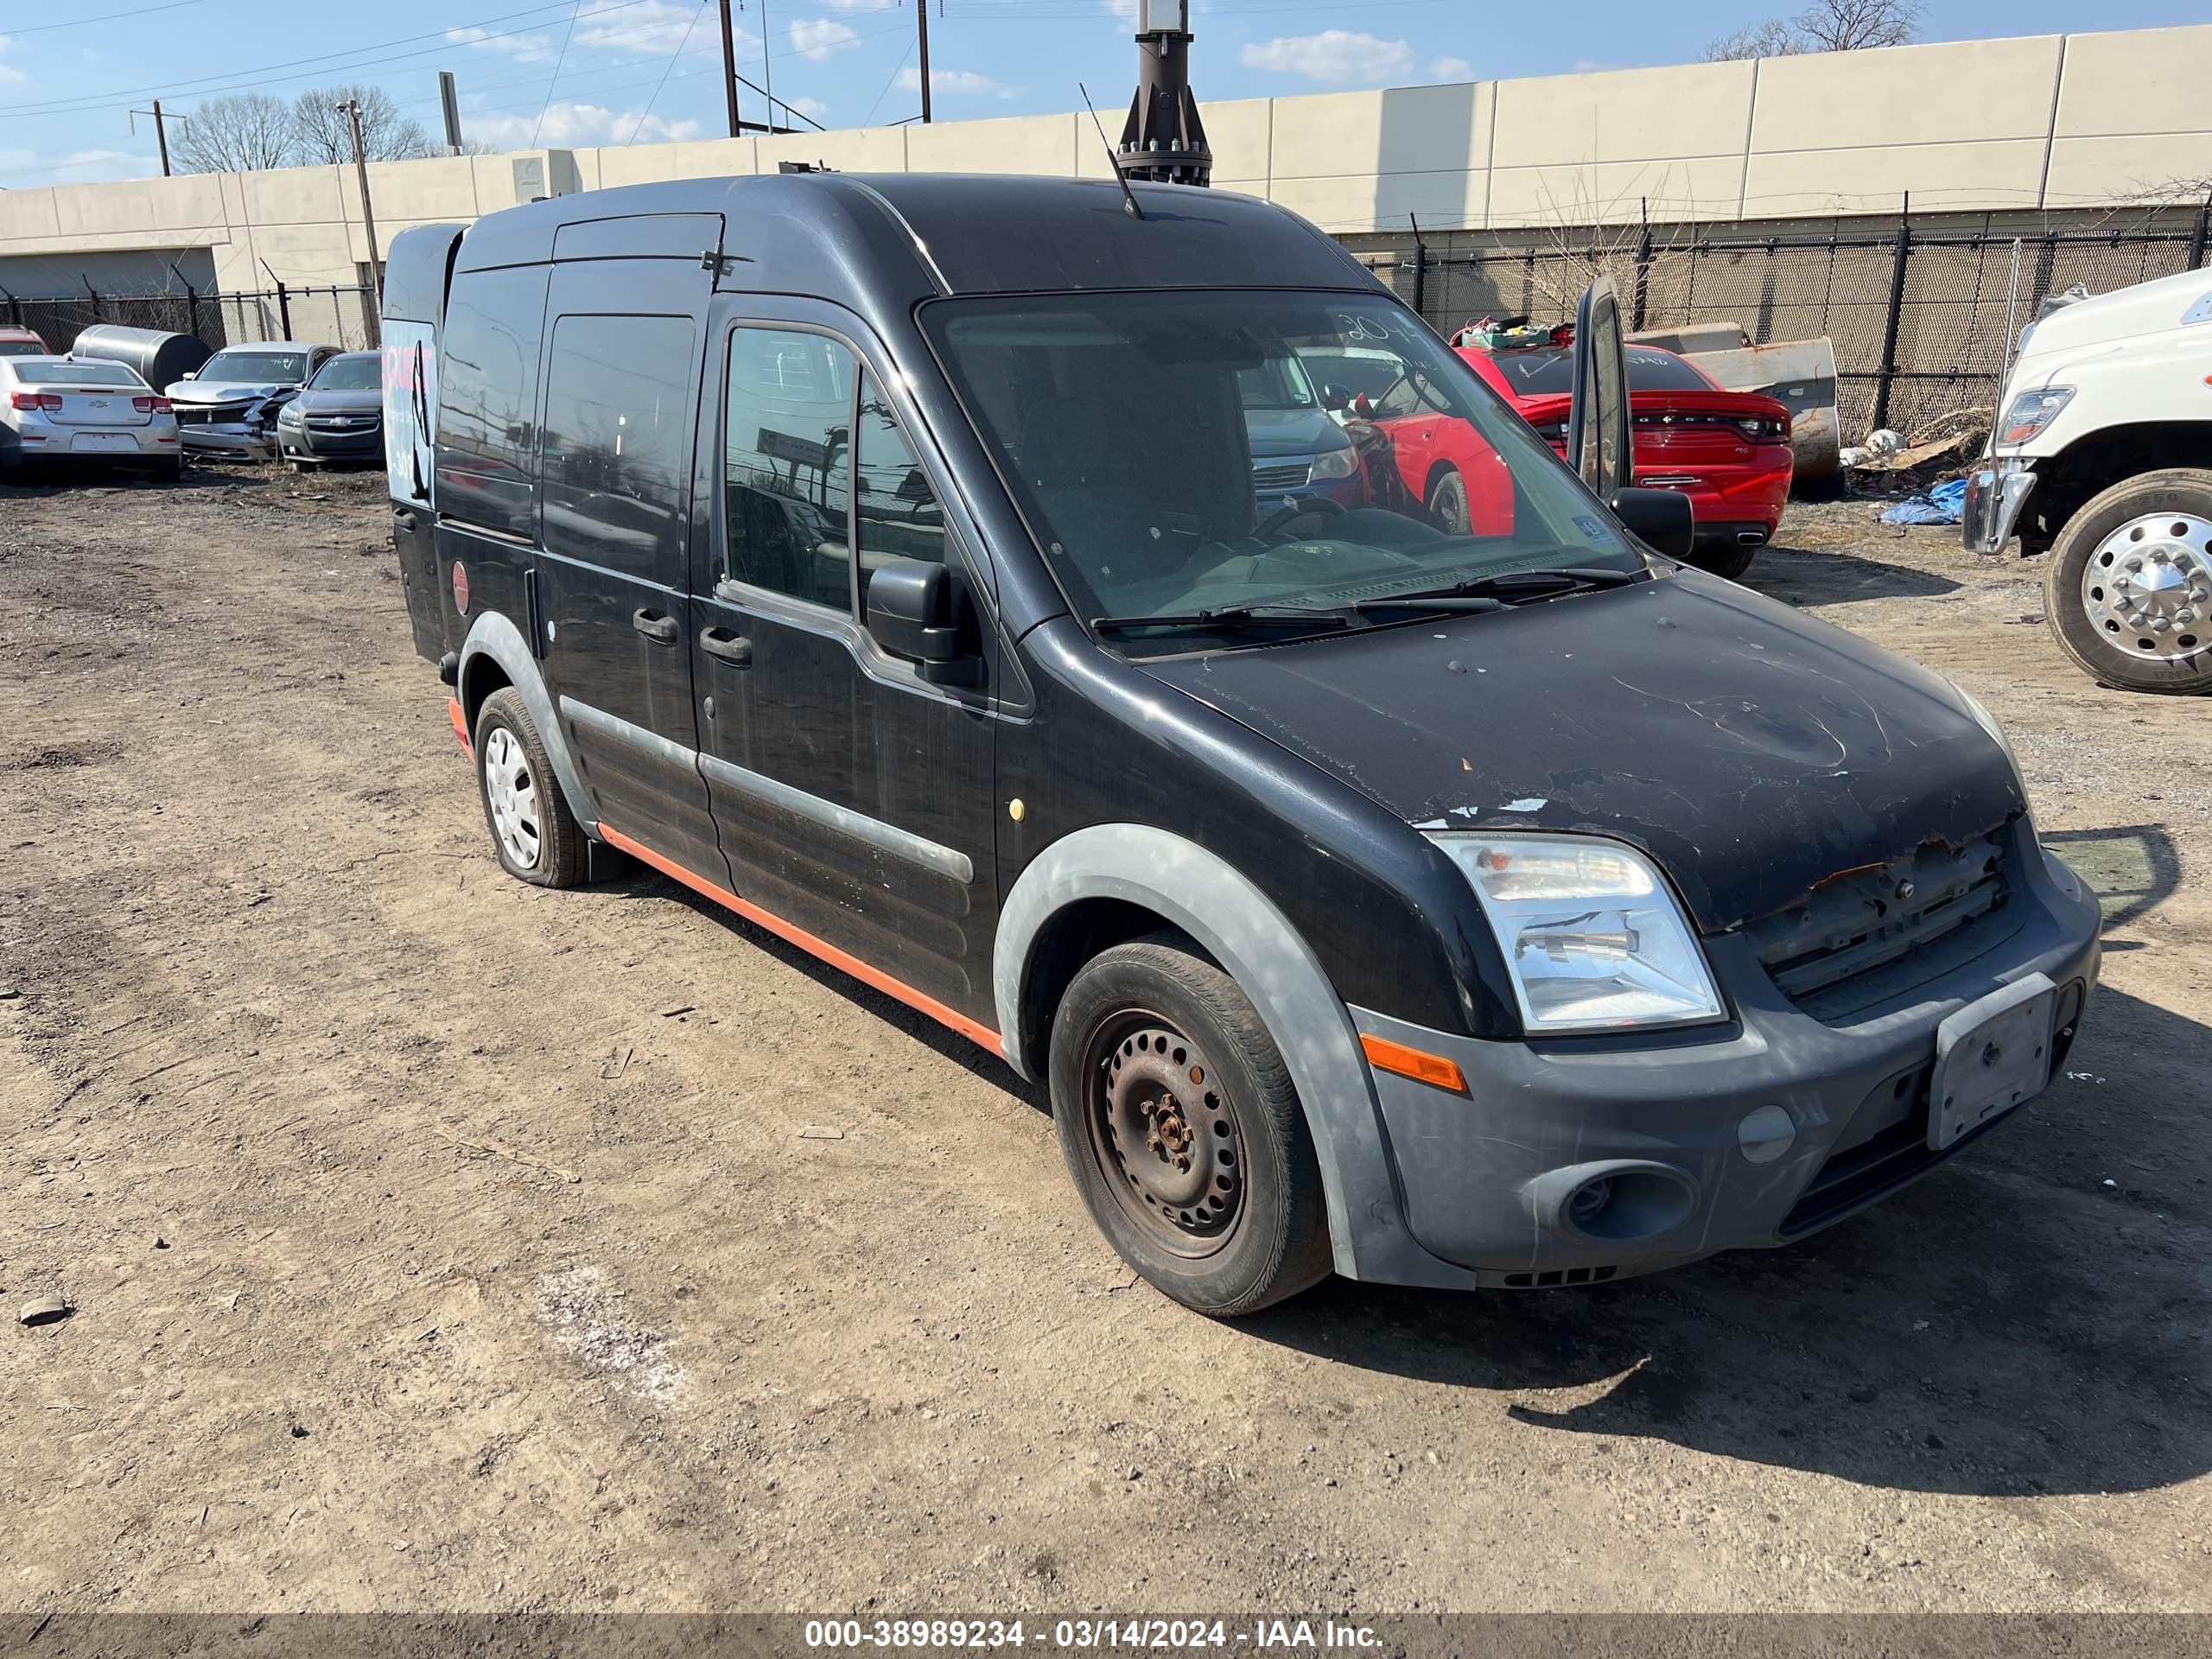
[1048,941,1332,1317]
[473,687,589,887]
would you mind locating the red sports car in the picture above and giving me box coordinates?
[1460,342,1793,577]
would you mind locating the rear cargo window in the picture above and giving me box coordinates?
[721,327,854,613]
[435,264,548,537]
[538,314,696,580]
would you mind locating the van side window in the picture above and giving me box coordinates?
[435,264,548,537]
[539,314,696,579]
[855,368,945,601]
[722,327,853,613]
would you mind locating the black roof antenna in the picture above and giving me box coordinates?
[1079,83,1144,221]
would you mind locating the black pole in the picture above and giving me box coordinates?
[1872,191,1910,435]
[916,0,932,123]
[1630,195,1653,333]
[2190,192,2211,270]
[717,0,741,138]
[153,99,171,177]
[85,276,102,321]
[1408,213,1427,321]
[1117,1,1210,187]
[275,280,291,338]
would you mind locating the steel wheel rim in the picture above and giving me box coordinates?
[1431,473,1469,533]
[1082,1009,1247,1260]
[2082,512,2212,661]
[482,726,542,870]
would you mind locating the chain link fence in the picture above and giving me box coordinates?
[3,281,380,359]
[1350,206,2212,442]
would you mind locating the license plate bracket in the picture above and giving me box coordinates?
[71,432,134,452]
[1928,972,2057,1151]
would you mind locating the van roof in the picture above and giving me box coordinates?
[453,171,1381,301]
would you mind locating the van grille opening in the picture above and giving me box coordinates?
[1748,828,2014,1019]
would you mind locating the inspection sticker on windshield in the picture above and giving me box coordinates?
[1573,514,1618,546]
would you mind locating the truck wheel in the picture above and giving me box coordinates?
[472,687,589,887]
[2044,469,2212,695]
[1048,940,1332,1317]
[1688,543,1758,582]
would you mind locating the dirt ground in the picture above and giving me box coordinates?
[3,463,2209,1618]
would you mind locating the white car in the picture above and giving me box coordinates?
[0,354,182,479]
[1964,266,2212,694]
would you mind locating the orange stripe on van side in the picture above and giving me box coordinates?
[597,824,1006,1059]
[448,696,472,756]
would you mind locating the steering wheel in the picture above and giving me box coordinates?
[1253,494,1349,543]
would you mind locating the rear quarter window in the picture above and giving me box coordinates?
[435,264,550,537]
[538,314,696,580]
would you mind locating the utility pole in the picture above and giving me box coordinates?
[916,0,932,123]
[130,99,181,176]
[717,0,742,138]
[760,0,774,131]
[1117,0,1210,187]
[336,98,382,309]
[438,71,465,155]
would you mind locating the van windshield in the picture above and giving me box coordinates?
[923,290,1641,647]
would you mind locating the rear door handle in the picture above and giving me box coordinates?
[632,608,680,645]
[699,626,753,668]
[391,507,417,530]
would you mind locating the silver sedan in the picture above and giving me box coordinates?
[0,354,183,478]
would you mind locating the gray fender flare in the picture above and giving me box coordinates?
[994,823,1407,1281]
[457,612,598,835]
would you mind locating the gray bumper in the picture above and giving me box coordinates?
[1962,459,2037,555]
[1350,824,2102,1287]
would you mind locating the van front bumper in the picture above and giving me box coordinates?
[1349,828,2102,1287]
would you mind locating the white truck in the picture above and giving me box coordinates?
[1963,264,2212,694]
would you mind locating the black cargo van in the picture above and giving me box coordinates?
[385,175,2101,1315]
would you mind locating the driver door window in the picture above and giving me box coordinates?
[721,328,854,613]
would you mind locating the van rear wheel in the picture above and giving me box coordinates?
[2044,468,2212,695]
[1048,941,1332,1317]
[473,687,589,887]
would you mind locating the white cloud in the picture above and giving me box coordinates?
[1429,55,1473,80]
[823,0,894,9]
[896,66,1022,99]
[0,144,159,183]
[448,24,556,62]
[789,17,862,59]
[1240,30,1413,86]
[0,35,23,83]
[576,0,730,57]
[784,95,830,118]
[469,100,702,149]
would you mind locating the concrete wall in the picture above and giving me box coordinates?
[2,23,2208,296]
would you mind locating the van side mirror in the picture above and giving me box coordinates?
[1567,275,1633,498]
[867,558,982,687]
[1609,486,1695,559]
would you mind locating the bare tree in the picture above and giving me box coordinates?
[172,92,297,173]
[290,84,435,166]
[1795,0,1922,50]
[1702,17,1808,60]
[1703,0,1919,60]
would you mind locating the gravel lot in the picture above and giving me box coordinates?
[3,464,2209,1616]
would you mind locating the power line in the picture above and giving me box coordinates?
[530,1,588,147]
[1,0,207,35]
[625,0,711,143]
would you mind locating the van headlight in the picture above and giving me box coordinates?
[1433,834,1726,1034]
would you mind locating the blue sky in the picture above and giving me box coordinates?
[0,0,2204,189]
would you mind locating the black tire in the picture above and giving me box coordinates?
[1425,467,1469,535]
[1687,542,1758,581]
[472,687,590,887]
[1048,940,1332,1317]
[2044,468,2212,696]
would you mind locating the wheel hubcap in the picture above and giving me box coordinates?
[2082,512,2212,661]
[1085,1015,1244,1259]
[482,726,542,870]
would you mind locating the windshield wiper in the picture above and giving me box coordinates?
[1090,605,1352,638]
[1370,566,1639,608]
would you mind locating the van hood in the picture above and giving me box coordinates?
[1135,569,2026,932]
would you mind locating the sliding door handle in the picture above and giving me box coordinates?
[699,626,753,668]
[632,608,679,645]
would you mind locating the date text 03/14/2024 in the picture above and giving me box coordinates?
[802,1619,1382,1649]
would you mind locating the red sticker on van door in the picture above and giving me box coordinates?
[451,561,470,615]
